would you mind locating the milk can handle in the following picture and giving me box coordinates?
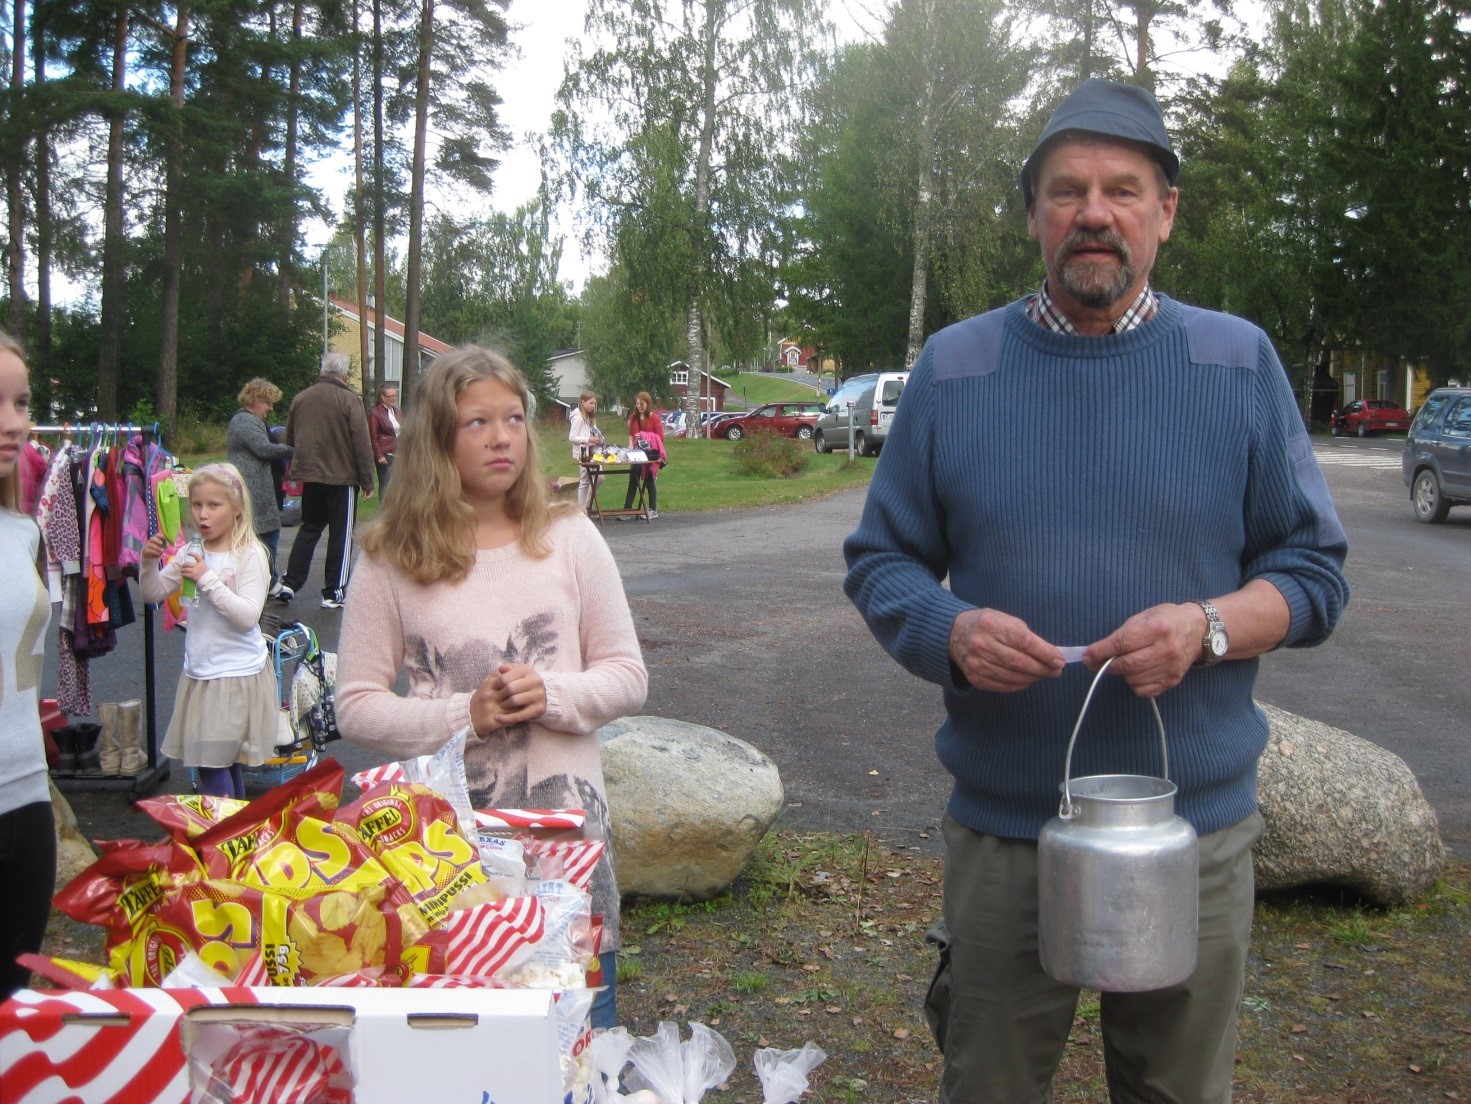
[1059,657,1168,819]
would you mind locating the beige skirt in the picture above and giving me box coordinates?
[162,663,280,768]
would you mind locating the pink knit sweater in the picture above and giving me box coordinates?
[336,512,647,946]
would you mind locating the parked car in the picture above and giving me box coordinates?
[658,410,689,439]
[1402,386,1471,523]
[1330,398,1413,437]
[718,402,824,441]
[813,370,909,456]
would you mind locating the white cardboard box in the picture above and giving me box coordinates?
[0,986,563,1104]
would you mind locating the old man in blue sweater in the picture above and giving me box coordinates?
[844,79,1349,1103]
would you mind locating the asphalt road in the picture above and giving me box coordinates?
[56,436,1469,860]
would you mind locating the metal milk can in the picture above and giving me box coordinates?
[1038,658,1199,992]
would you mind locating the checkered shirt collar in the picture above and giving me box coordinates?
[1027,282,1158,336]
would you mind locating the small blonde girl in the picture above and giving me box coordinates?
[141,462,277,798]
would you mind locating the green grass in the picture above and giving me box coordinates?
[183,412,873,530]
[537,420,874,513]
[725,372,826,406]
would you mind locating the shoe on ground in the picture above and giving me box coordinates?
[648,510,659,519]
[616,514,633,521]
[273,584,295,603]
[321,595,344,610]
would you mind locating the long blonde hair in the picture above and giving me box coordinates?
[359,346,573,585]
[188,462,263,557]
[0,332,29,514]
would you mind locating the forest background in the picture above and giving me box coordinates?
[0,0,1466,435]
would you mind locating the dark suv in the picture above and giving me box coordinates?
[1402,387,1471,523]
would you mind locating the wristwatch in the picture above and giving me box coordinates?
[1190,599,1229,666]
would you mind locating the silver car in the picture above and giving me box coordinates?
[1402,387,1471,523]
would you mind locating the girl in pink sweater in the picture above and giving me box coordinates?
[336,347,647,1028]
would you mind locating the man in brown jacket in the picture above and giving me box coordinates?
[280,352,376,609]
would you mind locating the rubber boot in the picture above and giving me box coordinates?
[54,726,79,773]
[72,721,103,773]
[97,703,121,777]
[117,699,146,778]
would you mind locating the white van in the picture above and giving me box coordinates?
[814,370,909,456]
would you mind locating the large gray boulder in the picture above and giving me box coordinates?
[1254,703,1446,905]
[50,780,97,893]
[600,716,784,902]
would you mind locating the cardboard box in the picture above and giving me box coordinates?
[0,986,563,1104]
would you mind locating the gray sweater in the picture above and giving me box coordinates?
[228,408,293,534]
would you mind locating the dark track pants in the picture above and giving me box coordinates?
[283,482,357,602]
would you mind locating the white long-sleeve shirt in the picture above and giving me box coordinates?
[141,541,269,679]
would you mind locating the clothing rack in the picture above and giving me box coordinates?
[32,422,170,800]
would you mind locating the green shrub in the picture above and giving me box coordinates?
[171,414,229,456]
[731,430,811,479]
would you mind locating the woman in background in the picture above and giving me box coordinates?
[368,385,401,496]
[0,332,54,999]
[227,377,294,598]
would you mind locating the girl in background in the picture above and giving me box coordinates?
[0,332,54,999]
[141,463,276,799]
[568,390,605,514]
[336,348,646,1028]
[621,391,665,519]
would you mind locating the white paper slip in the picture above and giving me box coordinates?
[1059,646,1087,665]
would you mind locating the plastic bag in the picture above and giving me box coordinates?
[754,1042,827,1104]
[623,1021,735,1104]
[588,1027,636,1104]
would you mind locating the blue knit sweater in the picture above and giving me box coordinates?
[844,296,1350,839]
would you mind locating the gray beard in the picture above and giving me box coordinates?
[1055,232,1136,309]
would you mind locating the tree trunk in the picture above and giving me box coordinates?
[684,0,720,437]
[402,0,433,406]
[157,7,190,435]
[32,15,52,378]
[6,0,27,341]
[96,8,130,422]
[371,0,388,400]
[353,0,371,400]
[278,0,303,315]
[904,0,937,369]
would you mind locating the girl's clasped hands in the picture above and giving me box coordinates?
[469,662,547,735]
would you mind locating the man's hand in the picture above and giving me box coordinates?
[1083,602,1204,697]
[949,608,1066,692]
[469,662,548,734]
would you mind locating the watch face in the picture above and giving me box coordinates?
[1207,629,1228,657]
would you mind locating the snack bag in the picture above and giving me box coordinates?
[475,832,528,899]
[497,879,593,990]
[189,1022,354,1104]
[108,877,268,986]
[400,727,478,843]
[264,882,405,985]
[524,835,605,891]
[338,781,493,926]
[135,793,249,841]
[14,954,117,990]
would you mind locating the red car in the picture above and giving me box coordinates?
[1330,398,1413,437]
[719,402,824,441]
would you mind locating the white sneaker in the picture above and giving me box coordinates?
[321,595,344,610]
[647,510,659,519]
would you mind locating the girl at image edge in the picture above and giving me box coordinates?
[140,463,277,799]
[334,346,647,1029]
[0,332,55,1000]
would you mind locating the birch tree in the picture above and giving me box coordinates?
[555,0,827,433]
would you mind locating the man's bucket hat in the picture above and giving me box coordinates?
[1021,78,1179,207]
